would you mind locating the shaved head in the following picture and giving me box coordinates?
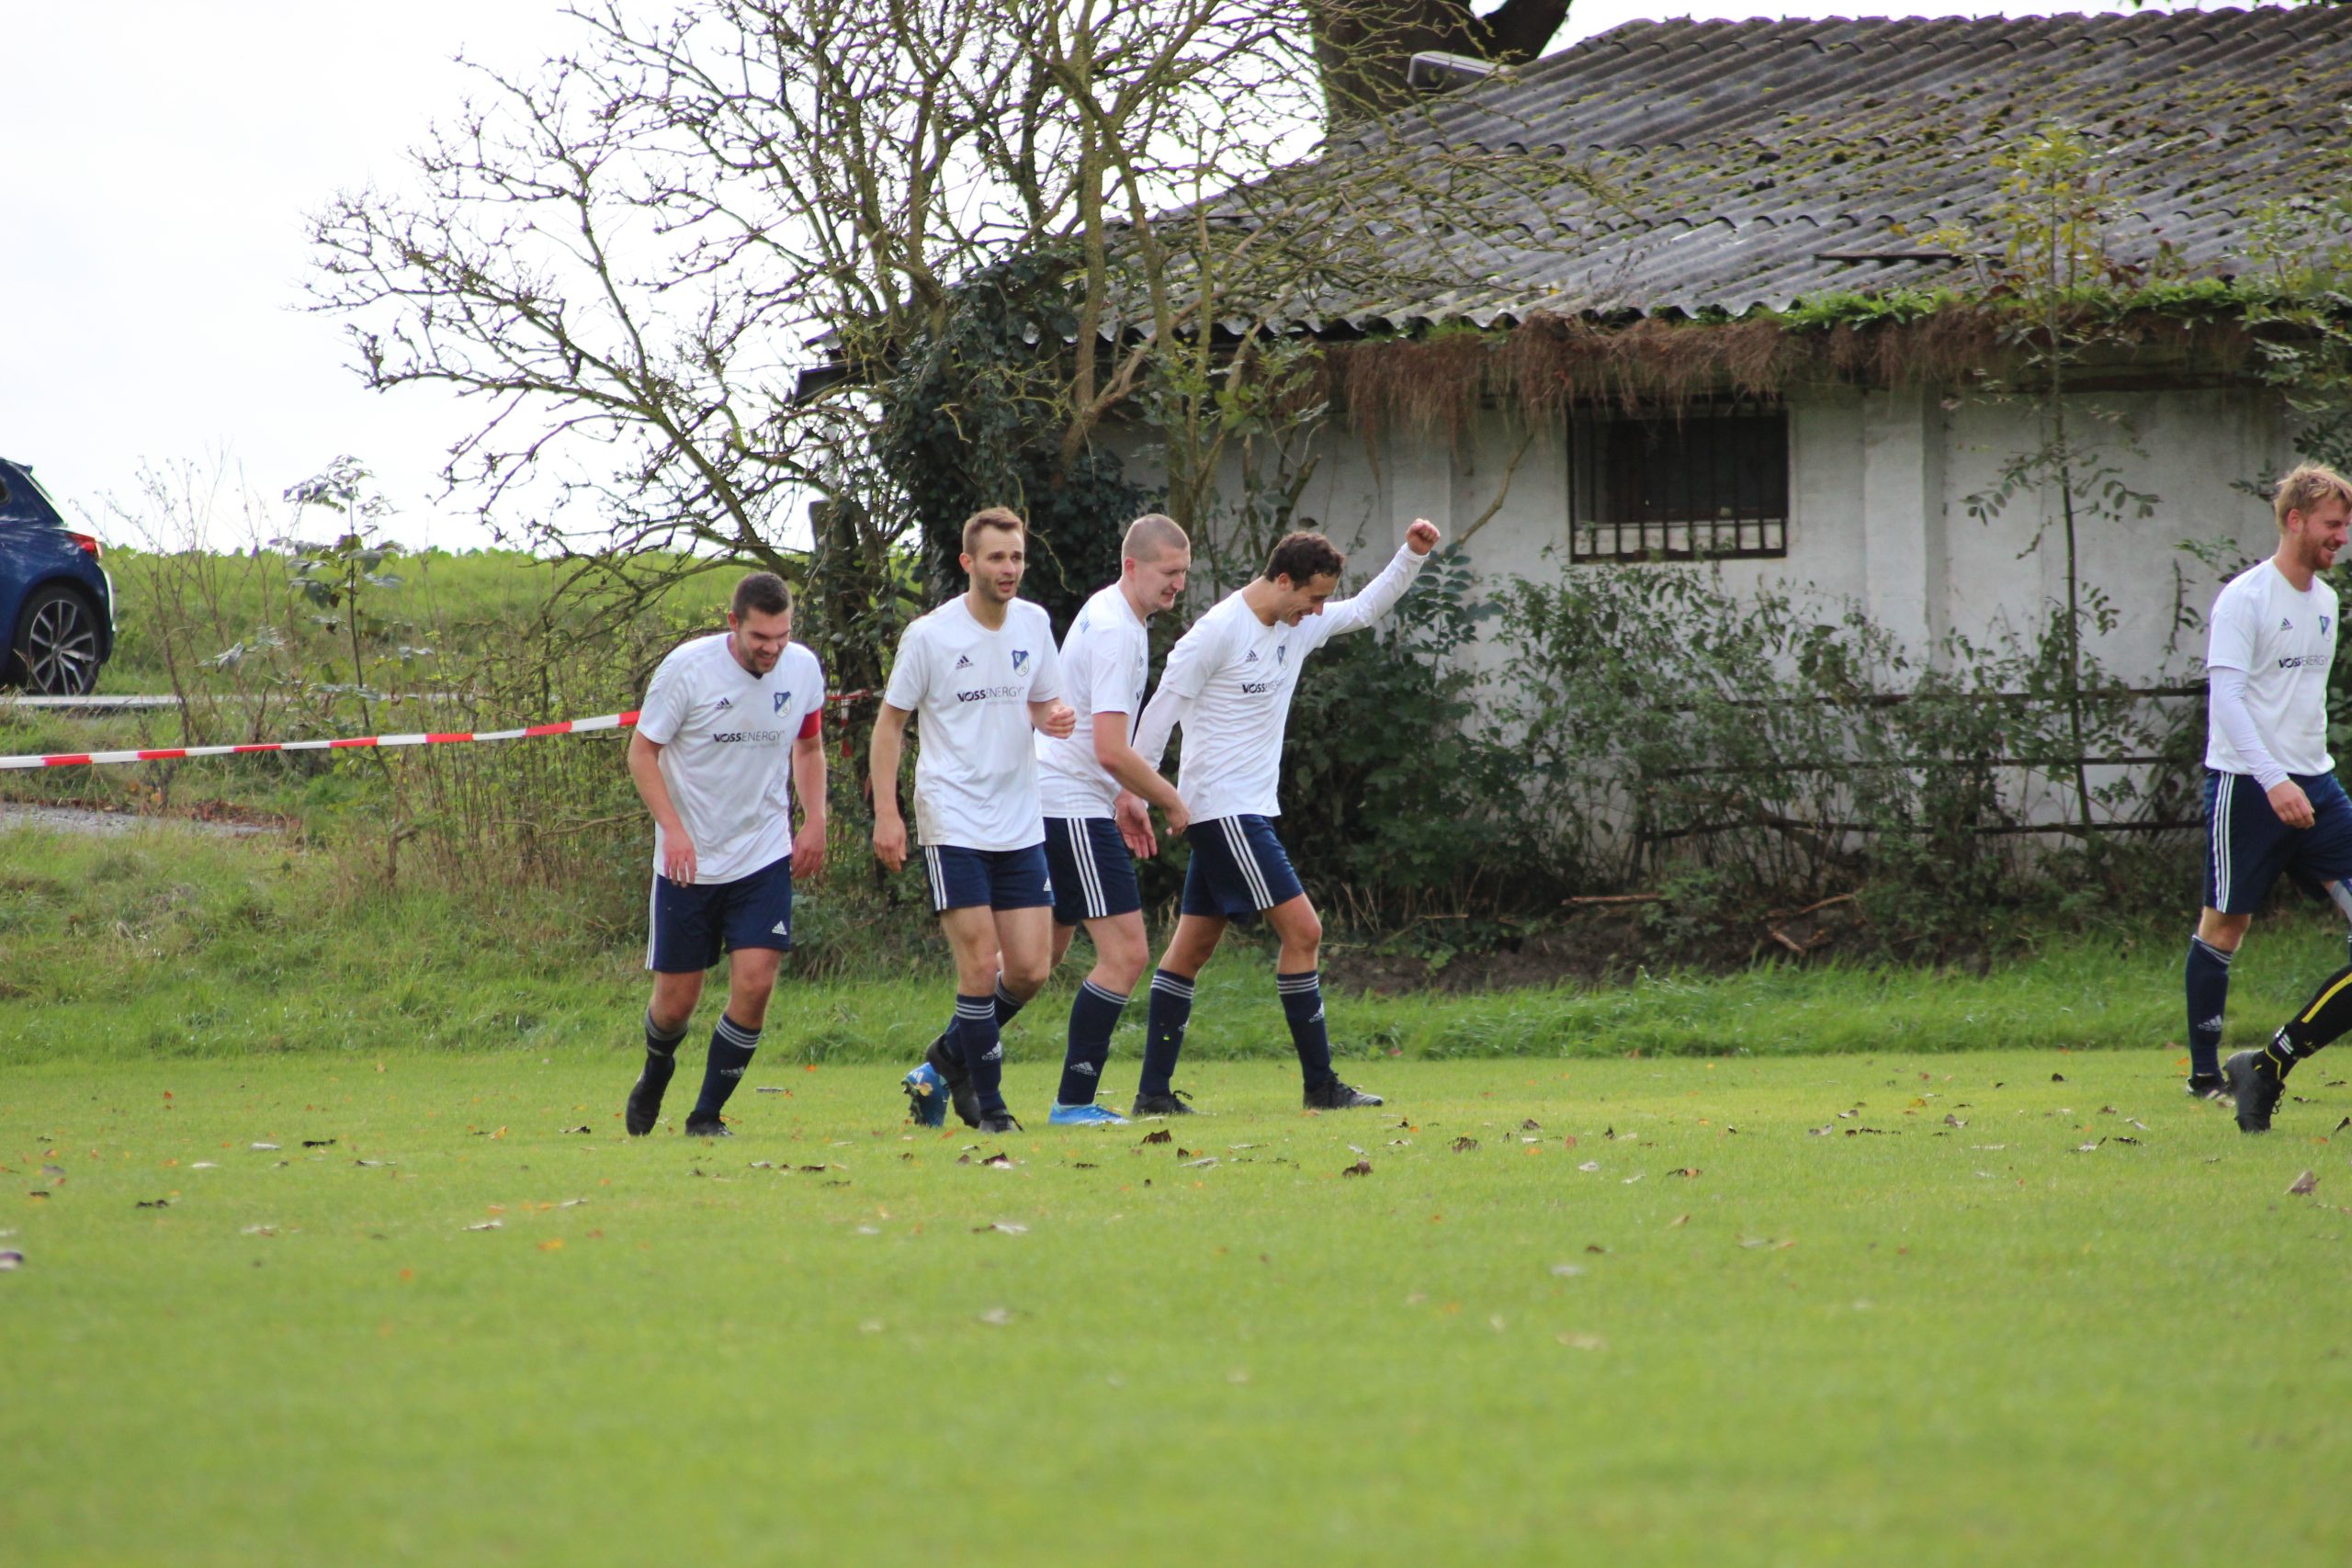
[1122,513,1189,563]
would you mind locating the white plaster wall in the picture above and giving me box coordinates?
[1105,381,2296,689]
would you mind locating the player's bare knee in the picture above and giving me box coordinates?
[1000,955,1052,998]
[2197,908,2251,952]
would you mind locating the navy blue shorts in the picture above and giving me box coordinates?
[922,842,1053,913]
[2205,769,2352,914]
[647,853,793,973]
[1044,816,1144,927]
[1181,814,1306,920]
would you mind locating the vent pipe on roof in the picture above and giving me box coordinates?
[1405,51,1496,93]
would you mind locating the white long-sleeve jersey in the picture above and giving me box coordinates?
[1132,544,1428,822]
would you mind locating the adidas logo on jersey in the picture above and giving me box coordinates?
[2283,617,2294,631]
[714,696,733,710]
[956,654,974,669]
[1243,649,1260,663]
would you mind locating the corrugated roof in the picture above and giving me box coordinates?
[1230,6,2352,330]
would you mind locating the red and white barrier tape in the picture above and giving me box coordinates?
[0,690,873,771]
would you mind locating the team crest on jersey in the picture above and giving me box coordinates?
[2325,616,2335,636]
[1012,649,1030,672]
[774,690,793,713]
[1276,644,1289,665]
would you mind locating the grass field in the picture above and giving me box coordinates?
[6,1049,2351,1566]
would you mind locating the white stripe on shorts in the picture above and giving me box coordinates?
[926,844,947,913]
[1071,820,1110,920]
[1222,815,1274,908]
[2211,773,2233,909]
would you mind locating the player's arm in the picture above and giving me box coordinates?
[627,731,695,885]
[2209,663,2312,827]
[1131,624,1215,774]
[868,702,913,872]
[790,712,828,882]
[1317,519,1442,639]
[1092,712,1187,837]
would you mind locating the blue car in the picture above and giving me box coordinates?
[0,457,114,694]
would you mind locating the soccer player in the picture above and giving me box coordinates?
[2202,463,2352,1132]
[623,571,829,1138]
[1023,514,1193,1127]
[1124,517,1443,1114]
[870,507,1074,1135]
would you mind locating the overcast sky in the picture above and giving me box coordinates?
[4,0,2161,553]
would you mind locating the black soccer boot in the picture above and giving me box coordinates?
[2184,1072,2228,1101]
[929,1036,982,1129]
[977,1109,1023,1135]
[683,1115,733,1139]
[2222,1047,2286,1134]
[626,1076,666,1136]
[1129,1088,1197,1117]
[1303,1077,1385,1111]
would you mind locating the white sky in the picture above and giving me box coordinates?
[3,0,2158,553]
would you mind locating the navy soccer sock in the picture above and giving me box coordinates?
[1057,980,1129,1105]
[956,994,1007,1114]
[690,1012,761,1122]
[1137,970,1194,1099]
[922,976,1029,1063]
[640,1009,688,1096]
[2186,935,2233,1080]
[1278,970,1335,1089]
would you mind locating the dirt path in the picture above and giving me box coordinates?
[0,803,277,838]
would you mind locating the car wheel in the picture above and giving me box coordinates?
[10,585,104,695]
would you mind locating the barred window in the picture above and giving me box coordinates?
[1569,400,1789,562]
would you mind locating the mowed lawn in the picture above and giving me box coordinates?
[6,1051,2350,1566]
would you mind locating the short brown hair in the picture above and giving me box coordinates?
[2275,462,2352,528]
[962,506,1026,557]
[1263,531,1344,586]
[1123,513,1189,562]
[730,570,792,619]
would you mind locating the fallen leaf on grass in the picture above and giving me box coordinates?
[981,1154,1015,1169]
[1521,1119,1542,1132]
[1577,1161,1600,1173]
[797,1164,831,1174]
[354,1159,396,1168]
[1557,1333,1606,1350]
[1669,1168,1701,1179]
[1341,1159,1372,1177]
[561,1126,593,1134]
[754,1086,789,1094]
[301,1138,336,1149]
[249,1143,279,1152]
[1623,1173,1644,1185]
[2075,1143,2100,1154]
[1808,1126,1832,1136]
[1180,1157,1219,1169]
[1451,1136,1479,1153]
[241,1224,277,1236]
[748,1161,777,1170]
[135,1198,172,1210]
[1072,1161,1098,1169]
[2336,1117,2352,1134]
[1550,1263,1586,1278]
[1943,1114,1966,1129]
[2052,1073,2066,1083]
[1668,1213,1690,1227]
[560,1198,589,1208]
[2290,1170,2321,1196]
[0,1250,21,1270]
[190,1161,219,1170]
[465,1221,503,1232]
[538,1239,564,1252]
[1140,1130,1173,1146]
[978,1306,1014,1325]
[975,1222,1029,1235]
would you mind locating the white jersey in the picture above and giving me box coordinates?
[1036,583,1150,820]
[635,634,826,885]
[1135,544,1428,822]
[2205,558,2337,777]
[882,595,1065,851]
